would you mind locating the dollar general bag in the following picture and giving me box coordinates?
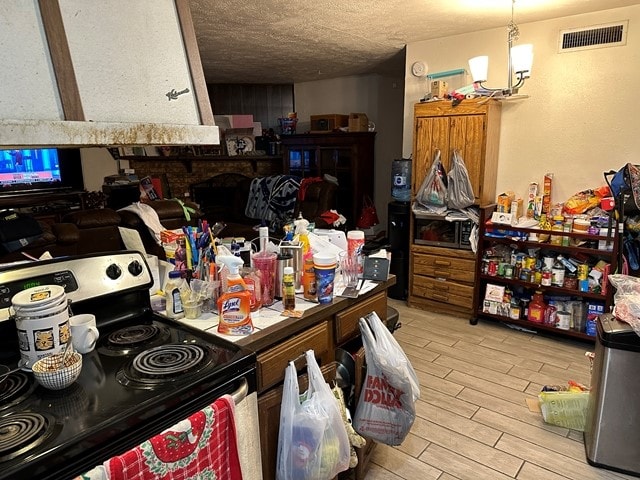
[353,312,420,446]
[447,150,475,209]
[416,149,447,213]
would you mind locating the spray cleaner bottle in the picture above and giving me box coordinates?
[216,255,254,335]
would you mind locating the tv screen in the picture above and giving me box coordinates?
[0,148,84,194]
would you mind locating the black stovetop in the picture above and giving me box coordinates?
[0,252,256,480]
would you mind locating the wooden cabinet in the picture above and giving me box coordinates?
[409,245,477,316]
[409,99,501,316]
[412,99,501,205]
[280,132,375,229]
[248,285,390,480]
[473,205,619,341]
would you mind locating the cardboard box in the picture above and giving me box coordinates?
[510,198,523,218]
[497,191,515,213]
[310,114,348,132]
[160,229,184,245]
[348,113,369,132]
[431,80,448,98]
[485,283,505,302]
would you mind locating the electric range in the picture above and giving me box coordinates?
[0,251,256,480]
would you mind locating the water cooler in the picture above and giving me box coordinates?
[387,158,411,300]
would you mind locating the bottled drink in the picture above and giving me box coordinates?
[528,291,546,324]
[282,266,296,310]
[165,271,186,319]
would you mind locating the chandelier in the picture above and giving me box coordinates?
[468,0,533,96]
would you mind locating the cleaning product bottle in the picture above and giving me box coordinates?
[294,213,310,255]
[282,266,296,311]
[216,256,254,335]
[165,271,186,319]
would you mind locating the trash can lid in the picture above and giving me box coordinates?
[598,314,640,352]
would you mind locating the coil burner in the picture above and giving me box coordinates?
[117,344,215,388]
[0,412,61,462]
[0,372,35,412]
[101,324,171,356]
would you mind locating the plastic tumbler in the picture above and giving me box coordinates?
[339,251,359,288]
[252,251,277,307]
[314,253,337,304]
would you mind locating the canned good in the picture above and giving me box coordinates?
[504,264,514,279]
[524,256,536,270]
[556,311,571,330]
[520,268,531,282]
[541,269,552,286]
[488,260,498,276]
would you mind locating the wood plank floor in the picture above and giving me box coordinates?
[364,299,636,480]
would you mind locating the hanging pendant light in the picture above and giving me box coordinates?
[468,0,533,96]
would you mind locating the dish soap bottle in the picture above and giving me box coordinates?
[216,256,254,335]
[165,271,186,319]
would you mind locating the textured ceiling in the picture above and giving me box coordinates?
[190,0,639,84]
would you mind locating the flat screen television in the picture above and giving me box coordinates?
[0,148,84,196]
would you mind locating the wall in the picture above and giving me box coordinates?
[80,148,122,192]
[294,73,405,228]
[404,5,640,206]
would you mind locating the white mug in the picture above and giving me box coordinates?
[70,314,99,354]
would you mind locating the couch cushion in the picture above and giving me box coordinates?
[63,208,121,229]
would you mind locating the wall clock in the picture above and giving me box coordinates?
[411,61,427,77]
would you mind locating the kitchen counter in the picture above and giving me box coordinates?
[179,278,392,351]
[178,275,396,480]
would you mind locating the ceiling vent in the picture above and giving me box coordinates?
[559,21,628,53]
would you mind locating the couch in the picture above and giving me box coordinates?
[0,199,202,264]
[189,173,338,240]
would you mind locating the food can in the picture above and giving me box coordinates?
[556,311,571,330]
[488,260,498,276]
[503,264,514,279]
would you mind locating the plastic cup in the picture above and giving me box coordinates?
[339,251,359,288]
[314,253,337,304]
[252,251,277,307]
[183,300,202,319]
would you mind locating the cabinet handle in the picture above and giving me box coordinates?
[434,260,451,266]
[432,293,449,301]
[434,270,451,278]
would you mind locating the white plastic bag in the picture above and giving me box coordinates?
[276,350,350,480]
[608,274,640,337]
[447,150,475,210]
[353,312,420,446]
[416,149,448,213]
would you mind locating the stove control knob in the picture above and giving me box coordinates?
[128,260,144,277]
[106,264,122,280]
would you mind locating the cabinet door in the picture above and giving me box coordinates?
[449,115,486,203]
[286,147,318,177]
[413,116,450,193]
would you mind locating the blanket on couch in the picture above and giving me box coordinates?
[244,175,301,231]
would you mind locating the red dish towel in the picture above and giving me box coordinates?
[106,395,242,480]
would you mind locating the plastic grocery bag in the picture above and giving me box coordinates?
[607,274,640,337]
[447,150,475,210]
[353,312,420,446]
[276,350,350,480]
[416,149,448,213]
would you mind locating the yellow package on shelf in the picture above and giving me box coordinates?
[538,391,590,431]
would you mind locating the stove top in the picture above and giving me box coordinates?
[0,252,257,480]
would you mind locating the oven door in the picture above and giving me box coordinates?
[78,376,262,480]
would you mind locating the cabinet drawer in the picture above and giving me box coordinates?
[335,291,387,344]
[256,321,331,393]
[412,276,473,308]
[413,253,475,283]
